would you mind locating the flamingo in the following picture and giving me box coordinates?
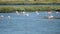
[22,12,29,16]
[0,15,4,20]
[16,11,20,15]
[25,13,29,16]
[16,11,19,13]
[22,11,26,14]
[1,15,4,18]
[56,11,59,13]
[35,11,39,15]
[47,11,54,19]
[48,11,51,14]
[8,16,10,19]
[48,15,54,19]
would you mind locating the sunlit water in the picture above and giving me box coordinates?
[0,11,60,34]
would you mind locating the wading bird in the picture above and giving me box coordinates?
[47,12,53,19]
[22,12,29,16]
[1,15,4,18]
[35,11,39,15]
[22,11,26,14]
[0,15,4,20]
[16,11,20,15]
[48,15,54,19]
[48,11,51,14]
[56,11,59,13]
[8,16,10,19]
[25,13,29,16]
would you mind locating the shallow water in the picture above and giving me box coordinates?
[0,12,60,34]
[0,4,60,6]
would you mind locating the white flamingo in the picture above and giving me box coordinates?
[8,16,11,19]
[48,11,51,14]
[16,11,20,15]
[56,11,59,13]
[0,15,4,20]
[47,12,54,19]
[35,11,39,15]
[7,16,11,23]
[16,11,19,13]
[22,12,29,16]
[48,15,54,19]
[1,15,4,18]
[22,11,26,14]
[25,13,29,16]
[22,11,26,15]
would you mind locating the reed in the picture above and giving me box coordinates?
[0,0,60,5]
[0,6,60,13]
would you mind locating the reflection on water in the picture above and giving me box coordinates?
[0,11,60,34]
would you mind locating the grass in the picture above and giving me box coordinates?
[0,6,60,13]
[0,0,60,4]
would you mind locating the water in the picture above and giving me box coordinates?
[0,3,60,6]
[0,11,60,34]
[0,5,60,6]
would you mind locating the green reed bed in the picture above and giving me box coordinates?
[0,0,60,5]
[0,6,60,13]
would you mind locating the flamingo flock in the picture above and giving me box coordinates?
[0,11,59,19]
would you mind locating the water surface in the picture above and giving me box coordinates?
[0,11,60,34]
